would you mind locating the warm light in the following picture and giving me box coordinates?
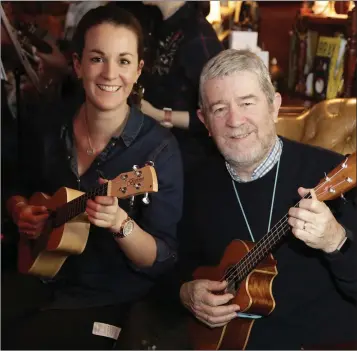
[206,1,221,24]
[312,1,330,15]
[312,1,348,18]
[228,1,237,10]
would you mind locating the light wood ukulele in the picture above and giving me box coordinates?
[18,165,158,278]
[189,153,356,350]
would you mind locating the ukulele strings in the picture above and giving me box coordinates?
[222,164,348,285]
[224,172,348,285]
[55,183,108,224]
[56,169,146,223]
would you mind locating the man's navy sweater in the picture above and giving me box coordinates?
[178,137,357,349]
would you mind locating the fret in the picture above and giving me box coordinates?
[227,190,315,285]
[54,183,108,227]
[228,216,290,284]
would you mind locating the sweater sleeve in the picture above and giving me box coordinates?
[323,190,357,300]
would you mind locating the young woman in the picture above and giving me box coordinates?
[3,6,183,349]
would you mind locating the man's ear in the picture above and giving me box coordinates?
[197,108,206,126]
[272,92,282,123]
[197,109,211,136]
[72,53,82,79]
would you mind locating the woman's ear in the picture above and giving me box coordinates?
[136,59,144,79]
[72,52,82,79]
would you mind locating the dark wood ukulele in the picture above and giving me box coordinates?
[189,152,356,350]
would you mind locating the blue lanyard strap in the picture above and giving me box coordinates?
[232,158,280,242]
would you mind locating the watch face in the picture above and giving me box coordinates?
[123,220,134,236]
[161,121,173,128]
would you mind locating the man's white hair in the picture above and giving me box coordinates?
[199,49,275,111]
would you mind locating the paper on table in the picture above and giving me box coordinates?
[230,31,258,51]
[256,51,269,68]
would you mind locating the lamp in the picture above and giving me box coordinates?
[312,1,349,18]
[312,1,330,15]
[206,1,221,24]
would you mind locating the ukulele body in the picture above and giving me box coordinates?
[189,239,278,350]
[18,187,90,278]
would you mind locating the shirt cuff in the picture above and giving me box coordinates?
[154,237,177,263]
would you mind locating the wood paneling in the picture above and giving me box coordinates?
[258,2,302,76]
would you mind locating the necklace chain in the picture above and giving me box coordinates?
[84,106,95,156]
[83,105,130,156]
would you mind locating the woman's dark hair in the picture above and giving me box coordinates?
[72,5,144,61]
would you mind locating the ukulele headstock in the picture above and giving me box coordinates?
[108,163,158,201]
[315,152,356,201]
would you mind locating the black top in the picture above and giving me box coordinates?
[139,2,223,173]
[6,96,184,309]
[178,137,357,349]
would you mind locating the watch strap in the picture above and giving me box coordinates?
[161,107,173,128]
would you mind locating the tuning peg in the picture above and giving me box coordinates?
[145,160,155,167]
[142,193,150,205]
[132,164,142,177]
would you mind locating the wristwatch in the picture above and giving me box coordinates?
[112,216,134,239]
[336,235,352,254]
[161,107,173,128]
[331,227,353,254]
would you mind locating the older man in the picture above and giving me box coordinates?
[178,49,357,349]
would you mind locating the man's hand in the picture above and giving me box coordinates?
[180,279,240,328]
[288,187,347,253]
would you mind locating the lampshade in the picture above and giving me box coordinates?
[206,1,221,23]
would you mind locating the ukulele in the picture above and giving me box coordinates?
[189,152,356,350]
[18,165,158,278]
[1,5,61,95]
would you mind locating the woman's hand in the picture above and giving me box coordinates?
[140,99,162,122]
[12,203,49,239]
[85,178,126,231]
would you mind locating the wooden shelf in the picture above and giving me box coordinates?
[292,7,356,100]
[301,14,349,27]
